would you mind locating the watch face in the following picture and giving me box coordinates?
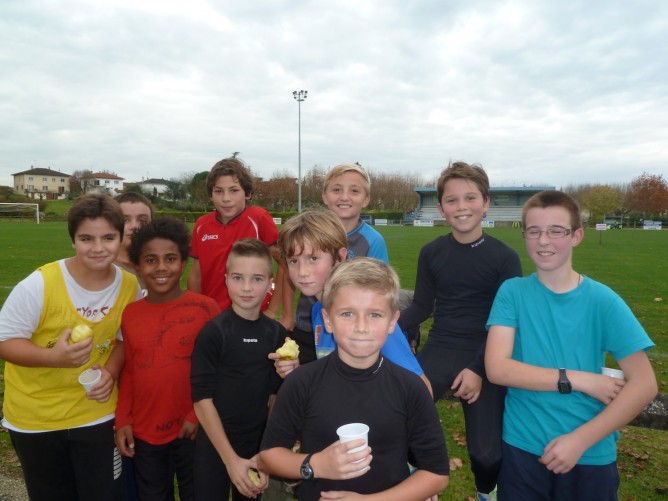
[558,370,572,394]
[300,457,313,480]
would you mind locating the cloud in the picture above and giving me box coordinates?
[2,0,667,191]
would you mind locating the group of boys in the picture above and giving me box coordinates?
[0,157,657,501]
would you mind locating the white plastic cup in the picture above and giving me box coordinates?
[601,367,625,380]
[79,368,101,394]
[336,423,369,463]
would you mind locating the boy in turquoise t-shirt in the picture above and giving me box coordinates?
[486,190,657,500]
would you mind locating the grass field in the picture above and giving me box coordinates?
[0,221,667,499]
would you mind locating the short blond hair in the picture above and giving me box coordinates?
[278,210,347,263]
[322,257,400,312]
[322,163,371,196]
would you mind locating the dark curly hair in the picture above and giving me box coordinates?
[128,216,191,265]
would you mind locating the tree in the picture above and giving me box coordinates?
[256,170,297,211]
[579,185,625,223]
[187,171,211,211]
[301,165,327,207]
[124,184,149,196]
[164,179,187,204]
[625,172,668,217]
[70,170,95,195]
[368,171,421,213]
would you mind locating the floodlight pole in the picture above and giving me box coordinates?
[293,90,307,212]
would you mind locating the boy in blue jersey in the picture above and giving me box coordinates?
[290,163,390,364]
[485,190,657,500]
[321,163,388,262]
[269,210,431,394]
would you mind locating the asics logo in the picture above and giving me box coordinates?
[201,234,219,241]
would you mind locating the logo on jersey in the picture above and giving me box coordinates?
[201,234,219,242]
[243,338,258,343]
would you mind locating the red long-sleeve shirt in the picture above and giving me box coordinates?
[116,291,220,445]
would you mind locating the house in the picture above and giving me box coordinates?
[412,186,555,226]
[11,167,71,200]
[137,178,170,197]
[89,172,125,195]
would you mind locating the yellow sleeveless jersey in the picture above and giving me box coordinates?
[3,261,138,430]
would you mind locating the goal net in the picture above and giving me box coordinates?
[0,203,40,223]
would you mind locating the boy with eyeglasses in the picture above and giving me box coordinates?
[485,190,657,500]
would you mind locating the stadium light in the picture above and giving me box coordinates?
[293,90,308,212]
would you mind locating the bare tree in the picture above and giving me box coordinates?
[70,170,95,195]
[256,170,297,211]
[368,170,421,213]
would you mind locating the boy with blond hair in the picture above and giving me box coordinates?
[191,238,288,500]
[115,217,220,500]
[188,156,294,328]
[0,193,141,500]
[485,190,656,500]
[399,161,522,500]
[321,163,388,262]
[291,164,388,363]
[259,257,449,500]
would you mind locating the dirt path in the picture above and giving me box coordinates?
[0,475,27,501]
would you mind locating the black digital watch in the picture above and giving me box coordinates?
[558,368,572,394]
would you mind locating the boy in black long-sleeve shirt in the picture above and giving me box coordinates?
[399,162,522,500]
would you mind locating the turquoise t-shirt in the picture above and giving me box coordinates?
[487,273,654,465]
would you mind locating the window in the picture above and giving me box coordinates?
[43,186,48,191]
[61,178,65,182]
[43,177,47,182]
[52,178,56,182]
[105,180,110,184]
[29,176,33,181]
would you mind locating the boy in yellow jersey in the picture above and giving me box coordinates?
[0,194,142,501]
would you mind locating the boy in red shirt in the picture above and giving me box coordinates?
[187,157,294,328]
[115,216,220,500]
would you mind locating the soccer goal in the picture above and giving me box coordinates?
[0,203,40,223]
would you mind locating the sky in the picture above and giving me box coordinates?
[2,0,667,191]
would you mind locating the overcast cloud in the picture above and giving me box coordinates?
[1,0,667,190]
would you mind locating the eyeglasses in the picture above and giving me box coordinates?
[523,227,572,239]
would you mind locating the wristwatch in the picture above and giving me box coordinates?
[558,368,572,394]
[300,454,314,481]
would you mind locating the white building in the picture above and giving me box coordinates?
[89,172,125,195]
[137,178,170,197]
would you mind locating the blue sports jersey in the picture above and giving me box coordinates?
[347,220,389,263]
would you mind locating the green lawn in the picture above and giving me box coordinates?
[0,221,666,499]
